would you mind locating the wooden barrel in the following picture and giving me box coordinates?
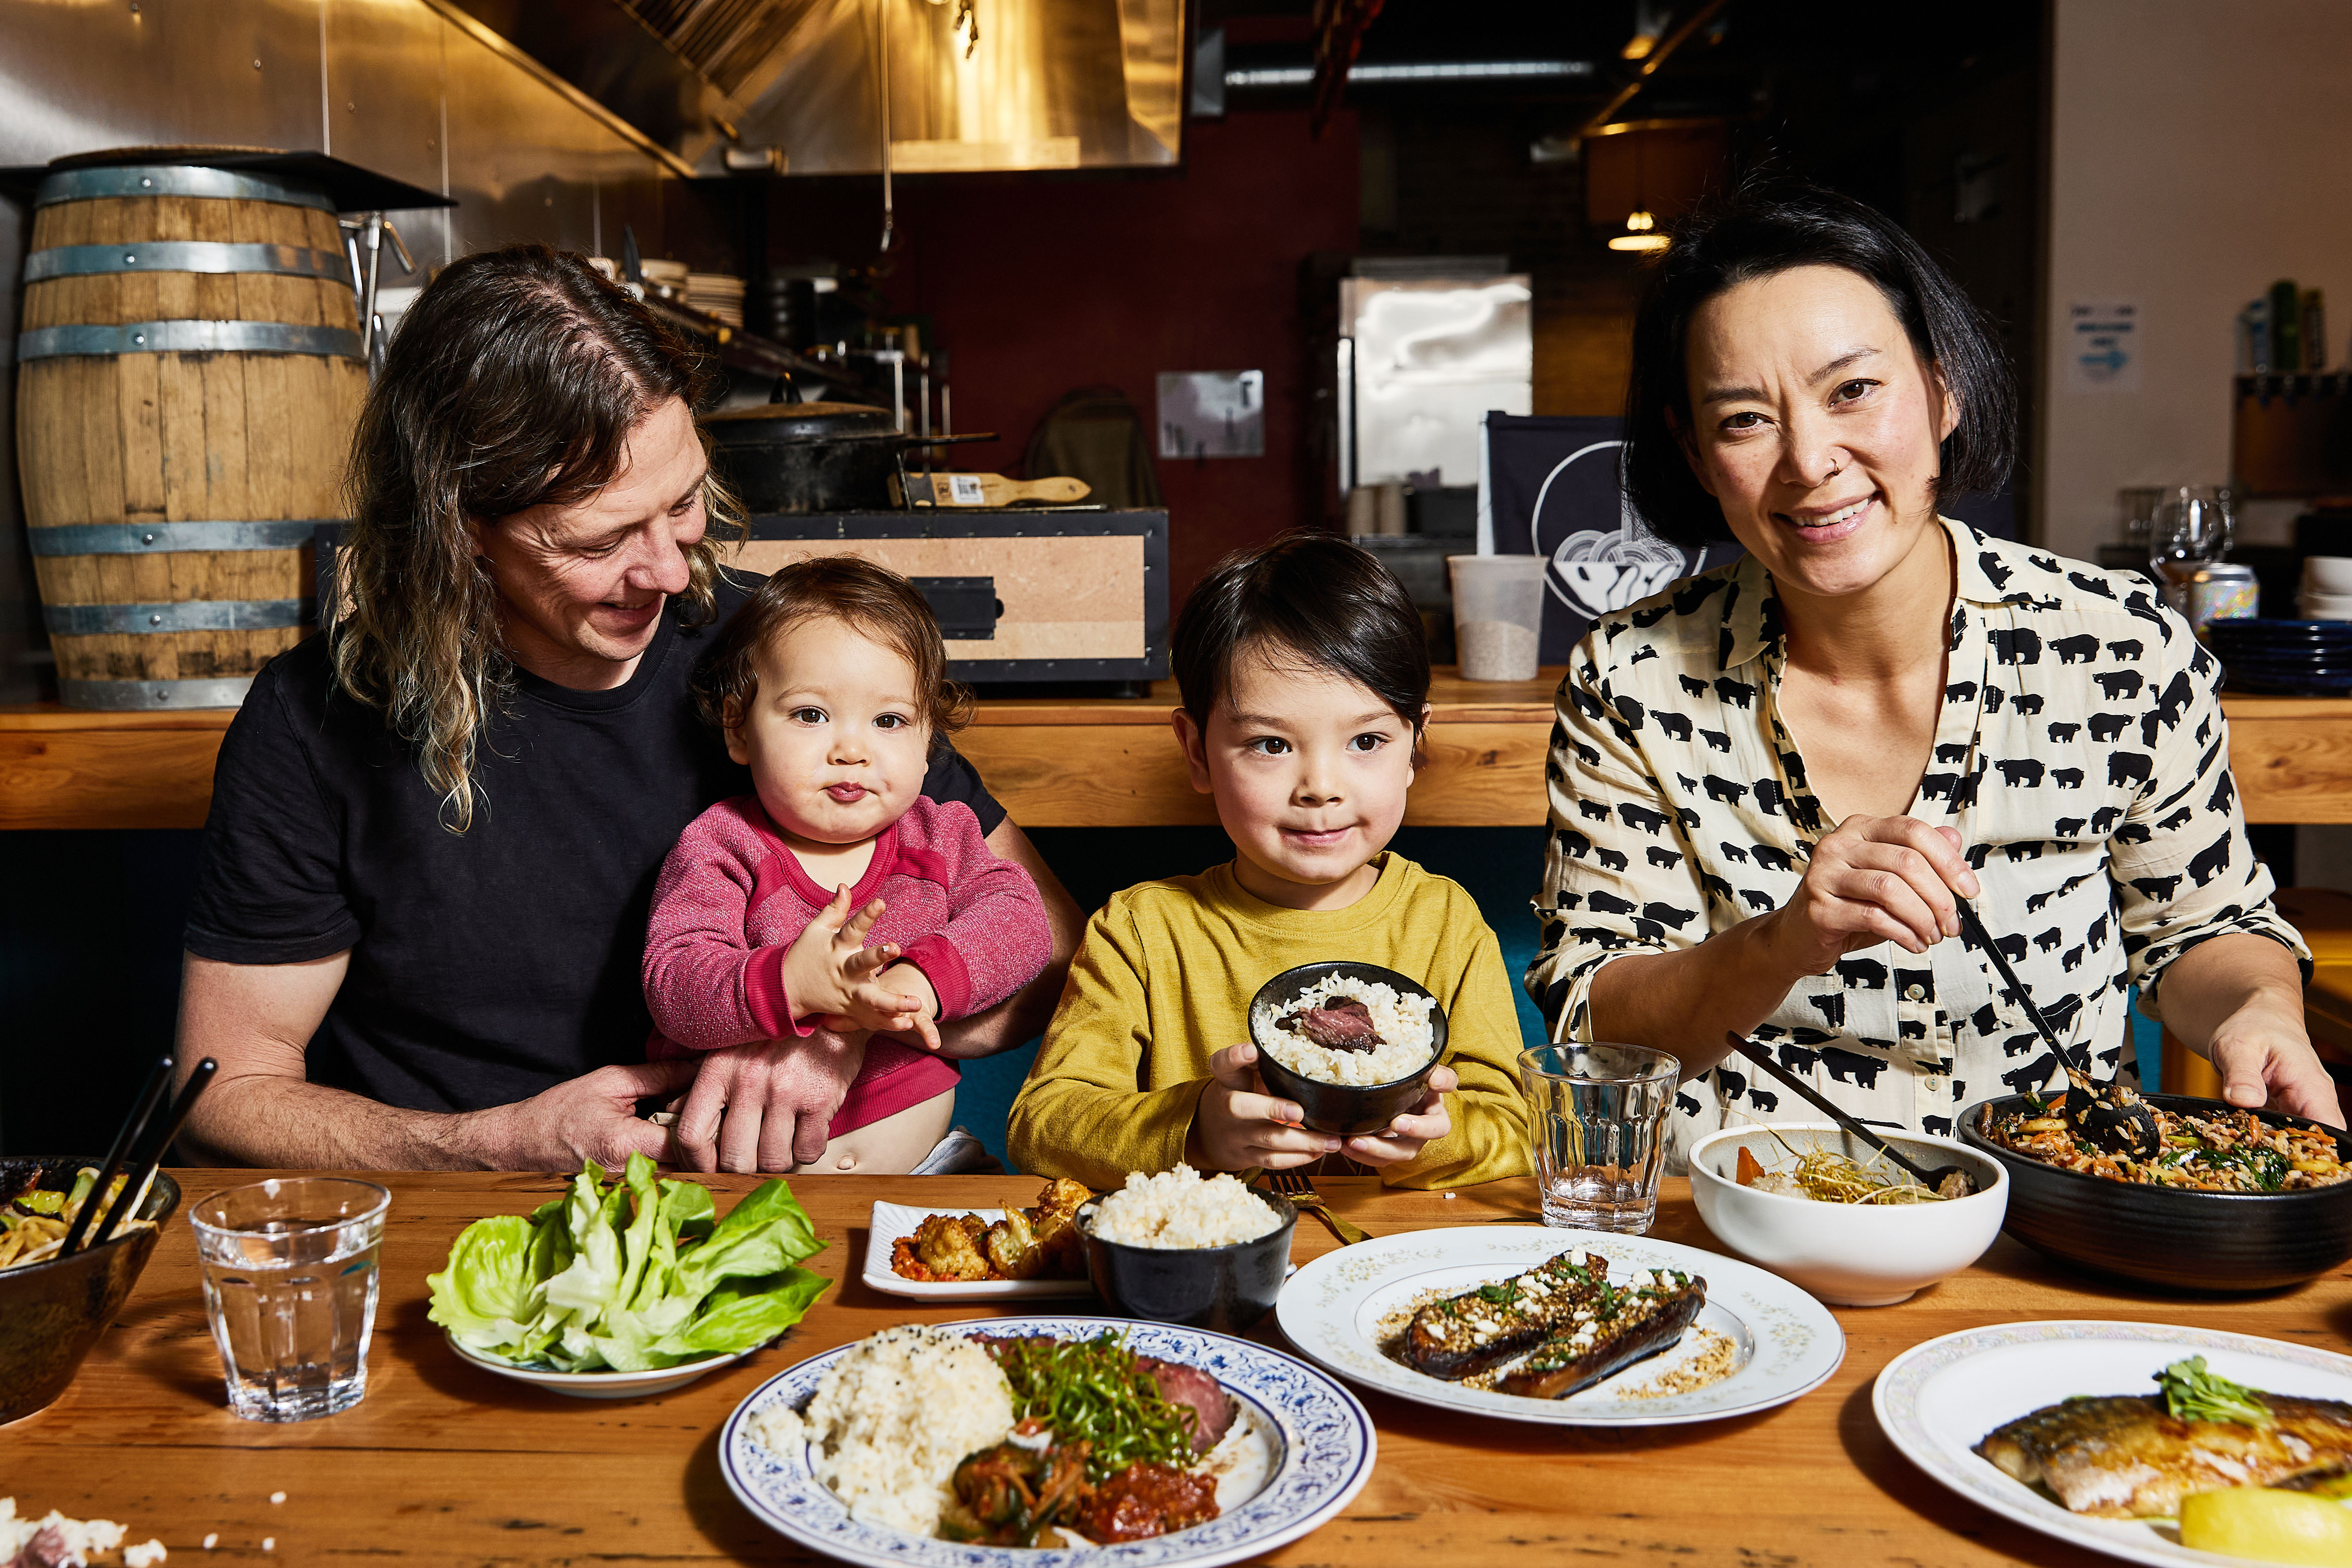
[16,162,367,709]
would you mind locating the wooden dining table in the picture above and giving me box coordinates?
[12,1170,2349,1565]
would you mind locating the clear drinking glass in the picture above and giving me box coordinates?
[1518,1043,1680,1233]
[2148,485,2235,610]
[191,1178,390,1422]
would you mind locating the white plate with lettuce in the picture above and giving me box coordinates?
[428,1154,832,1399]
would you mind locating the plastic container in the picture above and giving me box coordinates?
[1447,554,1547,681]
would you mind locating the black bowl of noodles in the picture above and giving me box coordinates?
[0,1156,182,1423]
[1246,962,1449,1138]
[1959,1094,2352,1292]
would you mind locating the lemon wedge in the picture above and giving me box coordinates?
[2180,1488,2352,1565]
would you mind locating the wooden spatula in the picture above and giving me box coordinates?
[899,472,1091,507]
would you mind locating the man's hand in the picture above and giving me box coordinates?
[458,1058,698,1172]
[1185,1043,1343,1172]
[670,1029,869,1172]
[1340,1064,1457,1167]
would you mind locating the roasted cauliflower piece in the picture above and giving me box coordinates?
[913,1212,992,1281]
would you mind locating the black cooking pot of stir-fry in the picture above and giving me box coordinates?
[1960,1095,2352,1292]
[0,1155,181,1422]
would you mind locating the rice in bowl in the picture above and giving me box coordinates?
[1087,1165,1281,1249]
[748,1324,1013,1536]
[1251,972,1436,1087]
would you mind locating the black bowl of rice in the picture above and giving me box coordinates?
[1247,961,1448,1137]
[1077,1167,1297,1331]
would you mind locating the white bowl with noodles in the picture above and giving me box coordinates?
[444,1333,756,1399]
[1687,1123,2008,1307]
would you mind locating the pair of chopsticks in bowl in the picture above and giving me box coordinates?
[57,1054,216,1258]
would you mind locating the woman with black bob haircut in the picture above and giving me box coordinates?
[1528,180,2336,1166]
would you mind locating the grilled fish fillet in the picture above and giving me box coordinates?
[1401,1249,1609,1379]
[1493,1269,1705,1401]
[1977,1394,2352,1518]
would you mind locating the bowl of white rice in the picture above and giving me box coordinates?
[1247,961,1448,1136]
[1077,1166,1297,1331]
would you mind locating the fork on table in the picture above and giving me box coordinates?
[1260,1166,1370,1246]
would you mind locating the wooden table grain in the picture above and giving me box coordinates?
[12,1171,2350,1565]
[10,684,2352,832]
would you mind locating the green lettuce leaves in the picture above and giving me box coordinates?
[426,1155,828,1373]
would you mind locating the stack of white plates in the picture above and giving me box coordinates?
[2303,554,2352,621]
[687,271,746,327]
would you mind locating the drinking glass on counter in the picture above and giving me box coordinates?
[1517,1044,1680,1233]
[191,1178,390,1421]
[2148,485,2235,611]
[1447,554,1547,681]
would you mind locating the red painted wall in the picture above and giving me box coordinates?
[767,108,1361,604]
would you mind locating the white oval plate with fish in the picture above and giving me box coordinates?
[1275,1226,1843,1425]
[720,1315,1377,1568]
[1875,1321,2352,1565]
[861,1203,1095,1301]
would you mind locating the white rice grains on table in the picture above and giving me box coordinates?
[1088,1164,1280,1249]
[1,1498,153,1565]
[1250,973,1435,1086]
[748,1325,1014,1537]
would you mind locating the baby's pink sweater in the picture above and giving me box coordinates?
[642,794,1052,1135]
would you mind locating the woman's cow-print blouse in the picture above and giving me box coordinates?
[1526,518,2307,1163]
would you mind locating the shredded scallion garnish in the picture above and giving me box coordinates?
[988,1333,1199,1483]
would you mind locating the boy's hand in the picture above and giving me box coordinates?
[1342,1064,1456,1167]
[784,887,934,1041]
[1186,1043,1342,1172]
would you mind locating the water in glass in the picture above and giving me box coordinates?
[1518,1044,1680,1233]
[191,1179,389,1422]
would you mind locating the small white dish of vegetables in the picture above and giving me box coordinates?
[428,1154,830,1400]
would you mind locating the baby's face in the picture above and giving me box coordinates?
[1184,643,1420,904]
[727,616,931,846]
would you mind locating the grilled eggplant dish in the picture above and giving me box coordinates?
[1398,1248,1707,1400]
[1977,1356,2352,1519]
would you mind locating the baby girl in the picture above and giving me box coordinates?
[642,555,1052,1171]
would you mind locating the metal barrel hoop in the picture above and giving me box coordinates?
[27,520,334,556]
[32,164,339,212]
[24,241,353,285]
[57,677,256,710]
[42,598,312,636]
[17,321,363,360]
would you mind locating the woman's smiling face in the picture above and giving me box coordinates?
[1677,264,1959,603]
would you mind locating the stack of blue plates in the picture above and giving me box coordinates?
[2206,618,2352,695]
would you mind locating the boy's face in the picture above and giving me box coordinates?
[1175,643,1422,910]
[726,616,932,846]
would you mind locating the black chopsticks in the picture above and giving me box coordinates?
[60,1054,217,1257]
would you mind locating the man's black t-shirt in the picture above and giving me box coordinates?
[184,575,1003,1113]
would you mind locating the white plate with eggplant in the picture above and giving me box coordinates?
[1876,1321,2352,1565]
[1274,1226,1844,1426]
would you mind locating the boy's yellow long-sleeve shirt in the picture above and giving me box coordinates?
[1007,854,1532,1190]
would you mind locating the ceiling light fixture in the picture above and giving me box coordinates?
[1610,209,1670,252]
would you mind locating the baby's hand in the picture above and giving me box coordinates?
[1186,1043,1342,1172]
[1341,1064,1456,1167]
[820,965,942,1052]
[784,887,935,1043]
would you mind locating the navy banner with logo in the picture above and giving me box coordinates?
[1482,414,1737,664]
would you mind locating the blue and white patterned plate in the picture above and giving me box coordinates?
[719,1315,1377,1567]
[1276,1227,1844,1425]
[1875,1320,2352,1566]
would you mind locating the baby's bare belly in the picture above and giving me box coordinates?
[796,1088,955,1174]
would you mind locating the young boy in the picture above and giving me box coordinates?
[1008,535,1531,1189]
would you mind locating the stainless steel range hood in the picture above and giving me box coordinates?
[444,0,1185,175]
